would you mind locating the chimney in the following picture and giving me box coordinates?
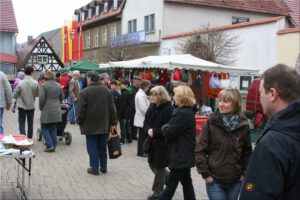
[28,36,33,45]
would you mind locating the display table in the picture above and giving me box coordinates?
[0,135,35,200]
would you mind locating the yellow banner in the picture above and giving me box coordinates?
[61,26,65,63]
[68,21,73,61]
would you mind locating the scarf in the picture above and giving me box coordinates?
[222,114,240,133]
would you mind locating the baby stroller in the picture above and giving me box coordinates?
[37,103,72,145]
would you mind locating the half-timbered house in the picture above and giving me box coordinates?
[17,34,64,72]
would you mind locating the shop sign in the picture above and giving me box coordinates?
[111,31,146,47]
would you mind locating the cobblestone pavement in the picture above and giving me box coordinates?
[0,105,208,200]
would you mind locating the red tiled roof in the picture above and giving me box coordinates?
[165,0,290,15]
[79,0,126,27]
[163,16,286,40]
[0,53,17,63]
[284,0,300,26]
[0,0,18,33]
[278,27,300,34]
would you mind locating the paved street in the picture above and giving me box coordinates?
[0,104,208,200]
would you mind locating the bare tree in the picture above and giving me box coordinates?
[103,46,133,62]
[177,25,240,65]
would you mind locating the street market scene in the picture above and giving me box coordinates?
[0,0,300,200]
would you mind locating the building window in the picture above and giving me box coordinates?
[232,16,249,24]
[112,24,117,37]
[103,27,107,45]
[95,30,99,47]
[88,9,92,19]
[113,0,118,10]
[104,2,108,13]
[96,6,100,16]
[128,19,137,33]
[87,32,91,48]
[37,55,48,64]
[81,12,85,21]
[144,14,155,32]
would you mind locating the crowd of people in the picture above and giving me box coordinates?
[0,63,299,200]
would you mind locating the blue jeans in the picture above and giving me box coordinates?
[0,108,4,134]
[160,168,196,200]
[18,108,35,138]
[206,180,242,200]
[41,123,57,149]
[86,134,108,172]
[68,97,77,123]
[120,118,132,143]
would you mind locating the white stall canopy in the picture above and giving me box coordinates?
[101,54,259,74]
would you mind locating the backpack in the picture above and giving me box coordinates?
[173,69,181,81]
[181,69,189,83]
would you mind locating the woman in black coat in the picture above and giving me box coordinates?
[144,86,173,200]
[159,85,197,200]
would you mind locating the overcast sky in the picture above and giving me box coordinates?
[12,0,91,44]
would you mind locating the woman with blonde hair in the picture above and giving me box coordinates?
[195,88,252,200]
[159,85,197,200]
[144,85,173,200]
[39,71,64,152]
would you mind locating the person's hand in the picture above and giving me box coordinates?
[148,129,154,138]
[6,105,11,110]
[74,98,77,102]
[205,176,214,183]
[240,175,245,182]
[109,125,117,139]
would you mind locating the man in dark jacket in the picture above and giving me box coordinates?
[240,64,300,200]
[118,80,135,144]
[76,71,117,175]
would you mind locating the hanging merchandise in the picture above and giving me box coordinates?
[113,69,119,80]
[125,69,131,80]
[204,72,222,98]
[229,74,239,89]
[150,69,160,84]
[158,69,170,84]
[209,72,221,89]
[118,69,123,80]
[181,69,189,83]
[195,70,202,89]
[173,69,182,81]
[141,70,152,80]
[220,73,230,89]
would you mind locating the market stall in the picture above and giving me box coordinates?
[0,134,34,200]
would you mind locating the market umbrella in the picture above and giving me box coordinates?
[59,67,70,74]
[70,60,111,73]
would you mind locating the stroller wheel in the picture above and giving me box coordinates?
[65,132,72,145]
[37,128,42,141]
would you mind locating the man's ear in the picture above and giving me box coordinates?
[269,88,279,103]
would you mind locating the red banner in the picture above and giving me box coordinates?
[64,25,70,63]
[78,19,83,59]
[71,20,78,61]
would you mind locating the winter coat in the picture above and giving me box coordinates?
[195,113,252,184]
[13,76,39,110]
[0,71,13,108]
[118,88,134,120]
[240,100,300,200]
[134,89,150,128]
[161,106,196,169]
[144,102,173,169]
[39,80,64,123]
[76,82,117,135]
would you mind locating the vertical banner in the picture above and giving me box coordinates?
[79,17,83,59]
[64,25,70,63]
[72,20,78,61]
[68,21,73,61]
[61,26,65,63]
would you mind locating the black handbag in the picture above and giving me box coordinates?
[142,136,152,154]
[108,128,122,159]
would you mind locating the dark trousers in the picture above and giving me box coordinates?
[160,168,196,200]
[137,127,146,156]
[132,122,138,139]
[86,134,108,172]
[120,118,132,143]
[150,165,169,197]
[18,108,34,139]
[41,123,57,149]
